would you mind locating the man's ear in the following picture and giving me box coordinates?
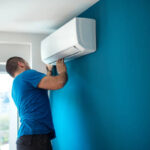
[18,61,25,68]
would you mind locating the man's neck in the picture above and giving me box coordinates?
[14,69,26,78]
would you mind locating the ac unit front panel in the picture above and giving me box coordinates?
[43,46,81,64]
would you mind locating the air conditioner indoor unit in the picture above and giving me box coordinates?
[41,17,96,64]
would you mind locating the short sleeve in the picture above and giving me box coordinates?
[23,70,46,88]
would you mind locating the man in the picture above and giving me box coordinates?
[6,57,68,150]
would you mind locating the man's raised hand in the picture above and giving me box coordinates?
[56,58,67,74]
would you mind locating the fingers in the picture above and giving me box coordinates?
[46,64,53,71]
[46,64,53,69]
[46,64,53,67]
[58,58,64,62]
[57,58,64,63]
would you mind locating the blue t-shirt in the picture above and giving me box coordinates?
[12,69,55,139]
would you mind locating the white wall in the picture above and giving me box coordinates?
[0,43,31,64]
[0,31,48,73]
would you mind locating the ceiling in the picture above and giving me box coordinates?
[0,0,99,34]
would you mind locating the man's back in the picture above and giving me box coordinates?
[12,69,55,139]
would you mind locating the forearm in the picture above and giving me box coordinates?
[46,63,68,85]
[58,72,68,85]
[39,72,68,90]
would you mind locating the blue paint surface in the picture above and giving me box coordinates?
[51,1,150,150]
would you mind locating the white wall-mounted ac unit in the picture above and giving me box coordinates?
[41,17,96,64]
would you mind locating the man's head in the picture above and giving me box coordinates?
[6,57,30,78]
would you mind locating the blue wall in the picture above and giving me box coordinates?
[51,0,150,150]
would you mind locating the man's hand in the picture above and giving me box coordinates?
[46,64,53,76]
[46,64,53,72]
[56,58,67,74]
[38,59,68,90]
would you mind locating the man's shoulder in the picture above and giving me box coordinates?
[13,70,34,82]
[13,69,46,88]
[23,69,36,74]
[17,69,37,78]
[24,69,43,75]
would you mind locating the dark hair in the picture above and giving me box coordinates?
[6,56,25,77]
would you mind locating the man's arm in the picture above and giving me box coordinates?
[38,59,68,90]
